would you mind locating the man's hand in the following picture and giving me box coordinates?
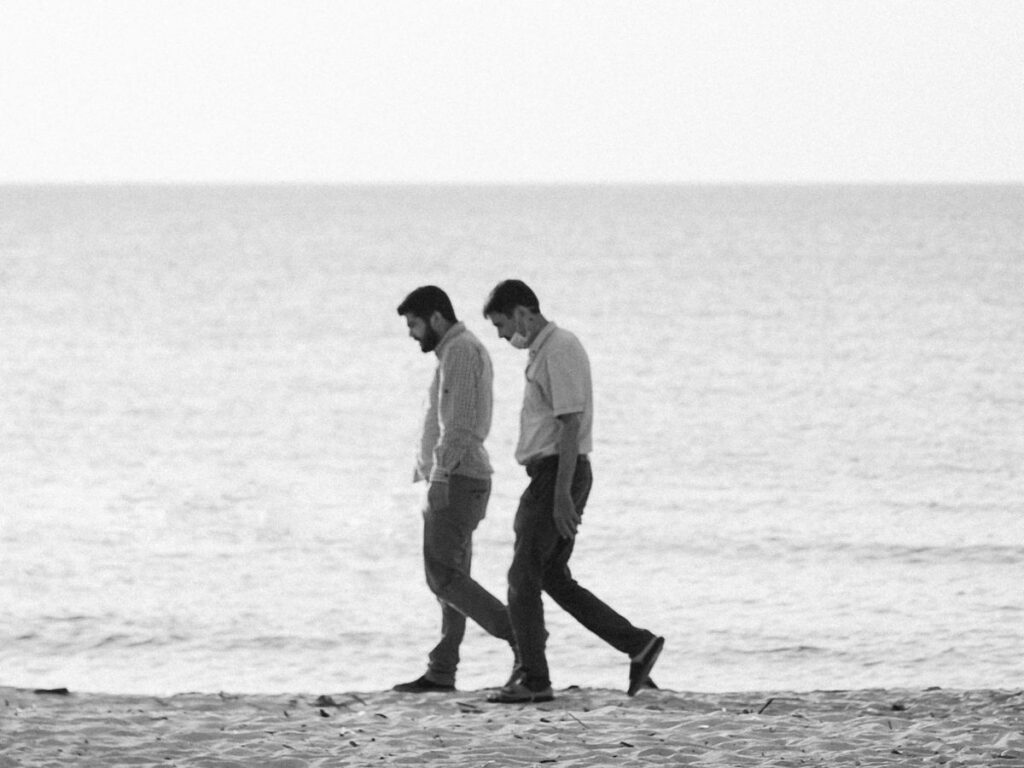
[427,480,450,512]
[553,491,580,539]
[552,411,582,539]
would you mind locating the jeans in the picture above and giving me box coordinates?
[507,455,654,689]
[423,474,514,685]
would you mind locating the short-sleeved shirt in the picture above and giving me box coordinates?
[416,322,494,482]
[515,322,593,465]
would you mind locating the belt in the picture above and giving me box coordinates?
[525,454,589,477]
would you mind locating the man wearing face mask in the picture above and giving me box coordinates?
[482,279,664,704]
[393,285,517,693]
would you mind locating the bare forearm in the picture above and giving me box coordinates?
[552,412,582,538]
[555,413,581,495]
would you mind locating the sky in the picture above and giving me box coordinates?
[2,0,1022,184]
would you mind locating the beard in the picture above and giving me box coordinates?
[419,325,441,353]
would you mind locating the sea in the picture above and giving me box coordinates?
[1,184,1022,696]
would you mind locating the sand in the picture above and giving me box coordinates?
[2,686,1023,767]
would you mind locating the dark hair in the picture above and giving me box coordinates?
[482,279,541,317]
[396,285,458,323]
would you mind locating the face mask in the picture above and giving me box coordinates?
[509,332,530,350]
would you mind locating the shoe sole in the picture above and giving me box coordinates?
[486,690,554,704]
[627,636,664,696]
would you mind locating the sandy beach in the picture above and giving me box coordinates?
[2,685,1022,767]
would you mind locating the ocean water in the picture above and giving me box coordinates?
[1,184,1022,695]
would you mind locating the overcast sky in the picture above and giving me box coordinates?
[2,0,1022,183]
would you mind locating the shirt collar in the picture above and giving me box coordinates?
[528,321,557,357]
[435,321,466,356]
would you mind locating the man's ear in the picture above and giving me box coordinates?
[428,310,444,333]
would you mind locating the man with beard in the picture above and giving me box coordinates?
[392,285,516,692]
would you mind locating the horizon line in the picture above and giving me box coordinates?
[2,179,1023,188]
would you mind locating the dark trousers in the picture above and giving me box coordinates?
[423,475,514,684]
[507,456,654,689]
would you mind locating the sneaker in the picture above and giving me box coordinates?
[486,678,554,704]
[503,632,548,687]
[503,657,525,689]
[627,636,664,696]
[392,675,455,693]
